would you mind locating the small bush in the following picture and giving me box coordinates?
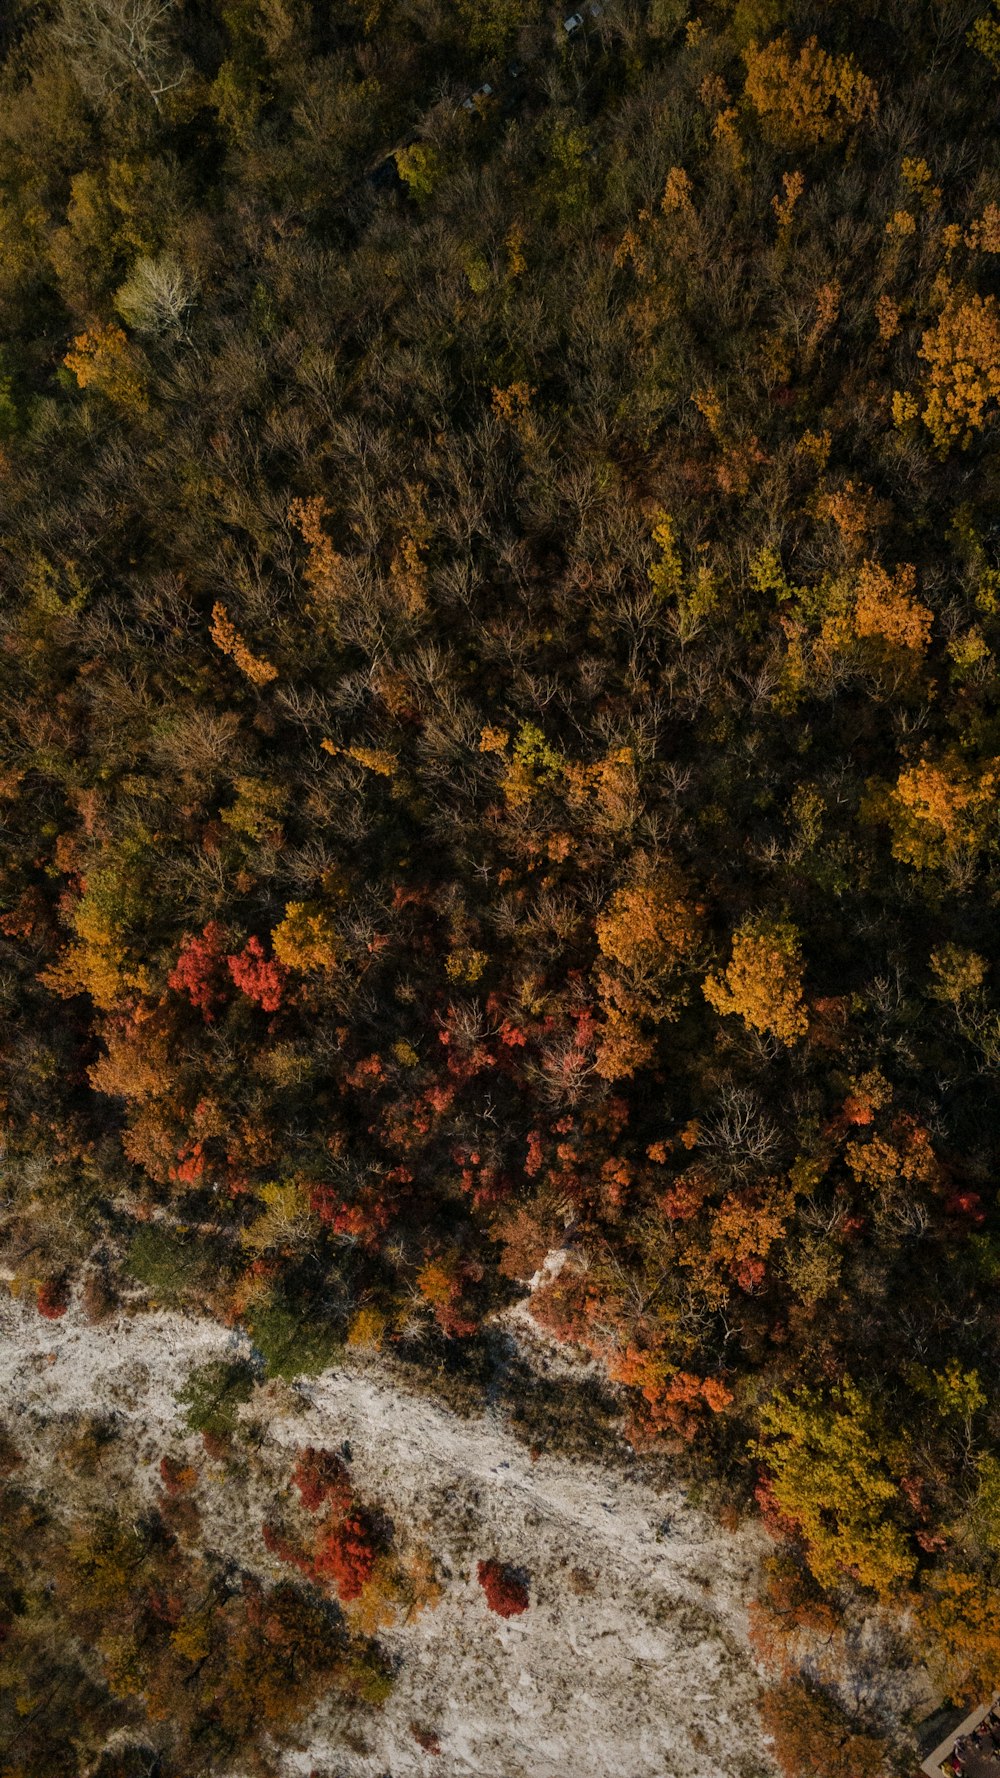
[178,1358,256,1440]
[125,1227,223,1302]
[37,1276,70,1319]
[477,1559,530,1616]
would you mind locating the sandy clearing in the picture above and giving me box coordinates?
[0,1293,773,1778]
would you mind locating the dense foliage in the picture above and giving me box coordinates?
[3,0,1000,1766]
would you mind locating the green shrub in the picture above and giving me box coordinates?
[246,1300,343,1381]
[178,1359,257,1439]
[125,1227,222,1302]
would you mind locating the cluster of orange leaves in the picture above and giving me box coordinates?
[851,560,931,651]
[919,292,1000,449]
[289,495,352,612]
[742,35,878,151]
[210,602,278,686]
[64,322,148,412]
[886,751,997,867]
[593,874,701,1078]
[965,203,1000,253]
[607,1346,733,1441]
[700,1185,795,1295]
[759,1678,889,1778]
[416,1252,483,1338]
[845,1112,940,1194]
[917,1569,1000,1705]
[703,916,807,1044]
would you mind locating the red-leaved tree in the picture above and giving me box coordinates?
[168,922,229,1019]
[227,936,288,1011]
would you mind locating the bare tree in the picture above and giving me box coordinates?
[115,253,199,335]
[53,0,186,109]
[699,1086,784,1180]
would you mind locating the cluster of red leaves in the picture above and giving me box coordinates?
[270,1447,379,1603]
[291,1446,351,1515]
[309,1184,394,1250]
[945,1189,985,1223]
[755,1471,804,1540]
[226,936,287,1011]
[170,1138,206,1185]
[168,922,229,1019]
[0,885,50,942]
[313,1511,377,1601]
[37,1277,69,1319]
[477,1559,529,1617]
[659,1165,713,1222]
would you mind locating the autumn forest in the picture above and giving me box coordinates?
[3,0,1000,1771]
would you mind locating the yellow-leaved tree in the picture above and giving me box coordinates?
[916,1569,1000,1704]
[272,902,339,972]
[703,915,807,1043]
[918,291,1000,451]
[754,1380,915,1598]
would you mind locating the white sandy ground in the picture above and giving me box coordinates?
[0,1291,778,1778]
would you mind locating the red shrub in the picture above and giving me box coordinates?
[945,1189,985,1223]
[291,1446,351,1515]
[37,1277,69,1319]
[313,1510,377,1601]
[477,1559,529,1617]
[160,1455,198,1496]
[227,936,287,1011]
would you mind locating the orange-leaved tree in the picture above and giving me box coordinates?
[64,321,148,411]
[742,35,877,150]
[594,872,701,1078]
[884,752,997,869]
[760,1678,890,1778]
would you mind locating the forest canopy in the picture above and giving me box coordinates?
[3,0,1000,1769]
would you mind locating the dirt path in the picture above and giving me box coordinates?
[0,1295,772,1778]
